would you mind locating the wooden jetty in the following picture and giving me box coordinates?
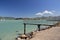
[16,21,58,40]
[23,23,56,34]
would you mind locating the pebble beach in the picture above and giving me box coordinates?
[30,27,60,40]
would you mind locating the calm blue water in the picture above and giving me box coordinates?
[0,20,57,40]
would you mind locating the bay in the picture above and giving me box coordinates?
[0,20,57,40]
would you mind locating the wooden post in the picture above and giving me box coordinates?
[24,23,26,34]
[50,25,53,28]
[37,25,41,31]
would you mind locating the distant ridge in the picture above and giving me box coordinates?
[0,16,15,20]
[0,16,60,20]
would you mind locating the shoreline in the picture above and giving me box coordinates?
[16,22,60,40]
[30,22,60,40]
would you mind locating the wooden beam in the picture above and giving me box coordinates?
[37,25,41,31]
[24,23,26,34]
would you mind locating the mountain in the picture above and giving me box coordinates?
[0,16,15,20]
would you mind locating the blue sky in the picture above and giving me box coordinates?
[0,0,60,18]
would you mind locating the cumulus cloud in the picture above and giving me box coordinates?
[43,10,53,15]
[35,12,43,16]
[35,10,54,16]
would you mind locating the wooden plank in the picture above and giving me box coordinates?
[23,23,55,26]
[37,25,41,31]
[24,23,26,34]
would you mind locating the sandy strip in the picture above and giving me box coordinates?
[30,27,60,40]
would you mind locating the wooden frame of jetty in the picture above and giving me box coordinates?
[16,21,58,40]
[23,23,56,34]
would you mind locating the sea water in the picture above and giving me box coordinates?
[0,20,37,40]
[0,20,57,40]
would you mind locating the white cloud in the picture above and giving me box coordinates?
[35,12,43,16]
[43,10,53,15]
[35,10,54,16]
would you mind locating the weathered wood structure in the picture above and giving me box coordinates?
[23,23,56,34]
[16,20,58,40]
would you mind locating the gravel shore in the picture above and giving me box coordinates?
[30,27,60,40]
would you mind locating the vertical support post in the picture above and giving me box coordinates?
[50,25,53,28]
[37,24,41,31]
[24,23,26,34]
